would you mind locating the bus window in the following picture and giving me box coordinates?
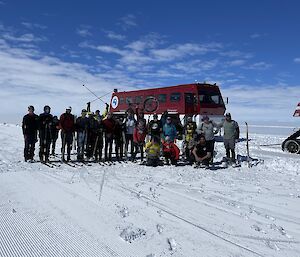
[185,94,194,104]
[158,94,167,103]
[199,91,223,105]
[120,97,124,105]
[126,97,133,104]
[170,92,181,102]
[135,96,143,104]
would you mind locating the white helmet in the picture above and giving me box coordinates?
[66,106,72,111]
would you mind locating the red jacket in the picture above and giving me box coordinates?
[59,113,75,132]
[133,127,146,143]
[102,118,115,134]
[162,141,180,160]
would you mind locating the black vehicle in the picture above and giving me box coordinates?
[282,129,300,154]
[282,102,300,154]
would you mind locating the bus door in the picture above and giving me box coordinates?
[184,93,195,115]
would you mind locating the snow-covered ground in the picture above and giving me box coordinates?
[0,123,299,257]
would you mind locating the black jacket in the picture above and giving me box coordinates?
[22,113,39,135]
[39,113,53,139]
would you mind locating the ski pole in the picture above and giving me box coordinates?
[62,131,66,160]
[93,135,99,158]
[82,84,106,104]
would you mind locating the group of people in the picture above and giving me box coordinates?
[22,104,240,167]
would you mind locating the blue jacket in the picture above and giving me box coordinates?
[162,123,177,141]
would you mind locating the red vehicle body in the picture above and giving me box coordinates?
[293,102,300,117]
[109,83,226,117]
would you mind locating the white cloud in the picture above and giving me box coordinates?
[170,59,218,73]
[3,33,46,43]
[219,50,253,59]
[104,30,126,41]
[293,57,300,63]
[76,25,92,37]
[118,14,137,30]
[227,59,246,66]
[150,43,222,62]
[21,22,47,30]
[125,33,164,52]
[222,84,299,122]
[0,37,138,123]
[244,61,272,70]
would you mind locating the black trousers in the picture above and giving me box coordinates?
[24,134,37,161]
[95,136,104,161]
[39,137,51,161]
[61,132,73,160]
[115,137,124,160]
[105,134,113,161]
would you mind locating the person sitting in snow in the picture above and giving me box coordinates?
[162,136,180,165]
[145,136,161,167]
[192,134,211,168]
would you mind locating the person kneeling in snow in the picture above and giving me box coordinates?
[162,136,180,165]
[145,136,161,167]
[192,134,211,168]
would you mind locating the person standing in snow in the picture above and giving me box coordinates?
[124,111,136,160]
[50,116,60,156]
[22,105,39,162]
[59,106,75,162]
[162,116,177,142]
[196,115,219,163]
[102,112,116,161]
[132,109,147,162]
[86,113,98,160]
[38,105,53,162]
[94,113,104,162]
[147,113,162,141]
[75,109,89,161]
[219,113,240,163]
[114,116,126,161]
[183,116,197,161]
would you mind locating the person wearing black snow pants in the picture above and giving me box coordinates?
[22,105,39,162]
[114,117,125,161]
[86,113,98,159]
[50,116,60,155]
[59,107,75,162]
[39,105,53,162]
[94,117,104,161]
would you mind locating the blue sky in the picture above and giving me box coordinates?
[0,0,299,123]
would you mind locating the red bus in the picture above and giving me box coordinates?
[110,83,226,119]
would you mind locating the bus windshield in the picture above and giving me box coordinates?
[198,90,224,105]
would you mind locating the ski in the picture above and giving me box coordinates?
[41,162,55,168]
[81,161,92,166]
[70,161,84,167]
[60,160,77,168]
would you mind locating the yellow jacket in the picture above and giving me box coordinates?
[145,141,160,159]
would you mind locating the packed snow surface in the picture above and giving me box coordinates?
[0,123,299,257]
